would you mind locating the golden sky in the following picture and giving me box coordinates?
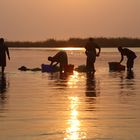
[0,0,140,41]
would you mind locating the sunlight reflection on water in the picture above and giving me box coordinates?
[65,97,86,140]
[0,48,140,140]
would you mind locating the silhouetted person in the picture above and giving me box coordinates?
[85,38,101,73]
[0,38,10,74]
[118,46,137,71]
[48,51,68,73]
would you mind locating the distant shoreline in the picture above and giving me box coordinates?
[6,37,140,48]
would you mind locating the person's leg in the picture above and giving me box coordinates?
[92,57,96,72]
[127,58,134,71]
[88,60,93,72]
[86,56,96,73]
[92,63,95,72]
[59,63,63,73]
[86,57,90,72]
[63,64,67,74]
[2,66,5,74]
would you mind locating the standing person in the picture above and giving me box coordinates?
[48,51,68,73]
[118,46,137,71]
[85,38,101,73]
[0,38,10,74]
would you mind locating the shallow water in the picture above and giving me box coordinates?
[0,48,140,140]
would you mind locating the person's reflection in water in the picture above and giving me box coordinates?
[85,73,100,102]
[126,70,134,79]
[85,72,100,112]
[109,71,125,90]
[59,72,69,80]
[109,71,135,90]
[125,70,135,91]
[115,71,136,99]
[0,74,7,102]
[86,73,96,97]
[48,71,69,80]
[48,72,70,90]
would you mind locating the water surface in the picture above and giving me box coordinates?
[0,48,140,140]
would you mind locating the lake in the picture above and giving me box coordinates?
[0,47,140,140]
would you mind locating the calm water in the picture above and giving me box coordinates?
[0,48,140,140]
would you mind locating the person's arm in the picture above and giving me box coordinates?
[52,62,59,67]
[84,45,88,56]
[50,61,53,66]
[96,46,101,57]
[95,42,101,56]
[6,45,10,60]
[119,52,124,63]
[85,50,88,56]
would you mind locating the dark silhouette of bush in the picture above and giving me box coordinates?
[5,37,140,48]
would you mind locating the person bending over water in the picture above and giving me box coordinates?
[0,38,10,74]
[118,46,137,71]
[85,38,101,73]
[48,51,68,73]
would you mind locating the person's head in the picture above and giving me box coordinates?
[0,38,4,44]
[89,37,94,42]
[48,56,53,61]
[118,46,123,52]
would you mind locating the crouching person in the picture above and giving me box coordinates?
[48,51,68,74]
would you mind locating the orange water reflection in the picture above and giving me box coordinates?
[67,71,80,88]
[65,96,86,140]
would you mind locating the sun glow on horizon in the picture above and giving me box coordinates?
[58,47,84,51]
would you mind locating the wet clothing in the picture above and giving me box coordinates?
[85,40,100,72]
[120,48,137,70]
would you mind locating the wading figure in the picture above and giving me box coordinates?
[48,51,68,73]
[85,38,101,73]
[0,38,10,74]
[118,46,137,71]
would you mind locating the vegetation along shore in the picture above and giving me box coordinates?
[6,37,140,48]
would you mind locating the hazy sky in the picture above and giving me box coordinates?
[0,0,140,41]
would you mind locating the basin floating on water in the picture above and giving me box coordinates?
[41,64,58,72]
[108,62,125,71]
[41,64,74,73]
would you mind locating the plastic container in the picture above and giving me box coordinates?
[41,64,55,72]
[41,64,74,73]
[66,64,74,73]
[108,62,125,71]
